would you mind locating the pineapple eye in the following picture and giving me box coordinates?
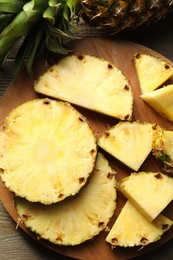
[58,193,64,199]
[104,132,110,137]
[108,63,113,69]
[124,114,131,120]
[162,224,169,230]
[135,53,141,59]
[43,99,50,105]
[77,54,84,60]
[98,222,105,228]
[107,172,116,179]
[79,177,85,184]
[154,173,163,179]
[140,237,148,245]
[79,117,84,122]
[124,85,129,91]
[165,64,170,69]
[111,238,118,245]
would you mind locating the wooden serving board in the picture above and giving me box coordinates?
[0,37,173,260]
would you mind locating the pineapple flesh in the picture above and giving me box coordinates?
[141,84,173,122]
[0,98,97,204]
[34,54,133,120]
[98,121,154,171]
[15,153,117,246]
[106,200,172,248]
[153,126,173,174]
[134,53,173,94]
[117,172,173,222]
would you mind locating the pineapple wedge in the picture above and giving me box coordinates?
[141,84,173,122]
[153,126,173,174]
[15,153,117,246]
[106,200,172,248]
[117,172,173,222]
[0,98,97,204]
[34,54,133,120]
[98,121,154,171]
[134,53,173,94]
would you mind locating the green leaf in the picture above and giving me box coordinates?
[0,13,15,33]
[26,24,45,76]
[0,2,24,13]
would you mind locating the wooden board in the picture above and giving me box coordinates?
[0,37,173,260]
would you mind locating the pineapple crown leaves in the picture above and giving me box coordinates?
[0,0,79,80]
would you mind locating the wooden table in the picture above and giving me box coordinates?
[0,13,173,260]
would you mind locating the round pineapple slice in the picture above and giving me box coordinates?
[15,153,117,246]
[0,98,97,204]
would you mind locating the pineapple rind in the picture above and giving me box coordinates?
[153,126,173,174]
[98,121,154,171]
[0,98,97,204]
[118,172,173,222]
[34,54,133,120]
[15,153,117,246]
[141,84,173,122]
[134,53,173,94]
[106,200,172,247]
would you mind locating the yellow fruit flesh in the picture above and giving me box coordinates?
[15,153,117,246]
[35,54,133,120]
[98,121,154,171]
[0,98,97,204]
[106,200,172,247]
[141,84,173,122]
[134,53,173,94]
[118,172,173,222]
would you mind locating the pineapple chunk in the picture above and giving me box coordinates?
[34,54,133,120]
[0,98,97,204]
[117,172,173,222]
[141,84,173,122]
[153,126,173,174]
[98,121,154,171]
[106,200,172,248]
[15,153,117,246]
[134,53,173,94]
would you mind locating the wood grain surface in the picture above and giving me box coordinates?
[0,12,173,260]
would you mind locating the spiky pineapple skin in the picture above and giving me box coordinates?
[80,0,173,31]
[153,126,173,174]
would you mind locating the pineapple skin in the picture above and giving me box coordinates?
[106,200,173,248]
[153,126,173,174]
[80,0,173,31]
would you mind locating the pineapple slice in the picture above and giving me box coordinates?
[15,153,117,246]
[153,126,173,174]
[98,121,154,171]
[141,84,173,122]
[106,200,172,248]
[34,54,133,120]
[134,53,173,94]
[117,172,173,222]
[0,98,97,204]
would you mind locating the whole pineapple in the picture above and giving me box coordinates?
[0,0,173,78]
